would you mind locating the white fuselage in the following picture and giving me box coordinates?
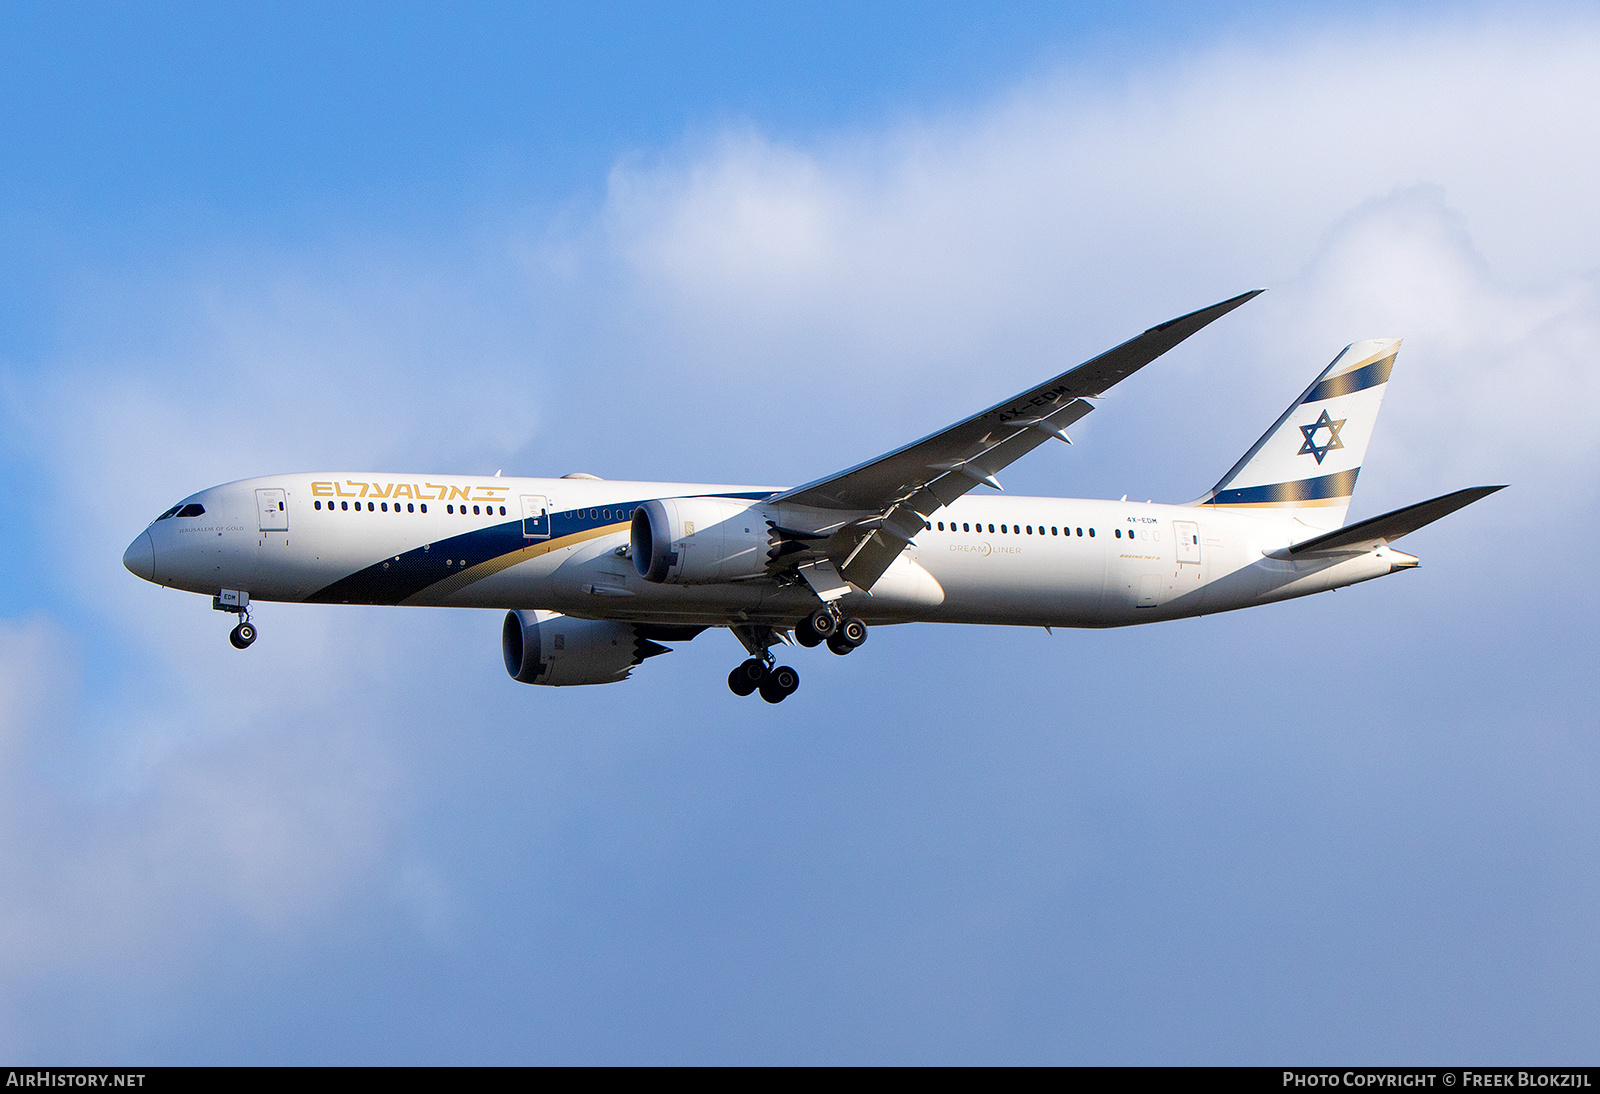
[125,472,1416,629]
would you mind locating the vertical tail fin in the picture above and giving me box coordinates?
[1193,339,1399,531]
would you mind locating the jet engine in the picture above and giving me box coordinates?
[502,610,671,687]
[630,497,770,584]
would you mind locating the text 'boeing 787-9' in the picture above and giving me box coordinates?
[123,290,1503,703]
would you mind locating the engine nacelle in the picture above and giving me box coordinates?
[502,610,669,687]
[630,497,769,584]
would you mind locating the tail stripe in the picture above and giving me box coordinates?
[1302,354,1396,403]
[1205,468,1359,507]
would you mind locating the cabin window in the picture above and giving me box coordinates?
[420,504,427,513]
[365,502,373,511]
[1026,525,1033,534]
[988,524,995,533]
[407,503,414,513]
[381,503,388,512]
[1051,527,1058,535]
[500,506,506,516]
[314,500,321,510]
[1088,528,1095,537]
[962,523,969,532]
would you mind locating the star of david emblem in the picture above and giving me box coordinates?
[1298,409,1346,464]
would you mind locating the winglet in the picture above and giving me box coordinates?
[1147,288,1265,333]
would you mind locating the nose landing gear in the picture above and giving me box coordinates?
[214,589,256,649]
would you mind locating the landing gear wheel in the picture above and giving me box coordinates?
[794,619,823,647]
[827,633,852,656]
[759,665,799,703]
[229,621,257,649]
[728,658,767,696]
[807,609,837,638]
[839,617,867,648]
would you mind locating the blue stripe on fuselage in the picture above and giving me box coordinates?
[305,491,774,605]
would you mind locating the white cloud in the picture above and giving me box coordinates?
[0,615,403,992]
[589,14,1600,499]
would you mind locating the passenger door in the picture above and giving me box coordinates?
[1173,521,1201,564]
[256,488,288,531]
[521,495,551,539]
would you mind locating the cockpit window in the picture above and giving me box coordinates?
[154,505,182,521]
[176,504,205,517]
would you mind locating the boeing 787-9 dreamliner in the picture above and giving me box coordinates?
[123,290,1502,703]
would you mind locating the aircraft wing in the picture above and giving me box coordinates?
[772,289,1263,589]
[1286,485,1507,557]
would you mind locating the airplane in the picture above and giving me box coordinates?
[122,290,1503,703]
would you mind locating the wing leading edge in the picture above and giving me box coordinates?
[773,289,1264,589]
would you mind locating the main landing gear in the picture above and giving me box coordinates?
[794,608,867,656]
[726,610,869,704]
[727,658,800,703]
[727,623,801,704]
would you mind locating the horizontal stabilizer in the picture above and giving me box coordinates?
[1286,485,1506,557]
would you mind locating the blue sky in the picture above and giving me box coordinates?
[2,1,1598,1063]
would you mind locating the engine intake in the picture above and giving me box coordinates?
[630,497,769,584]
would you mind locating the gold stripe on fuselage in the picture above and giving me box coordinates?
[398,522,629,605]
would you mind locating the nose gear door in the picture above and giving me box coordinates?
[256,488,288,531]
[520,495,550,539]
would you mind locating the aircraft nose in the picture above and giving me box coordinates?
[123,531,155,582]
